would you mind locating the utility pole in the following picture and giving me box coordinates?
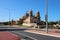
[9,9,10,26]
[5,8,15,27]
[5,8,11,26]
[45,0,48,33]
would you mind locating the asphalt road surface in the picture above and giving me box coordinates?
[0,25,60,40]
[0,25,27,31]
[11,31,60,40]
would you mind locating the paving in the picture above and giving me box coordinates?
[0,32,20,40]
[24,29,60,37]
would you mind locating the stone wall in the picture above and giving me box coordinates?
[23,23,37,27]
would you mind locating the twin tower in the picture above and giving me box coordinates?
[23,10,41,23]
[11,10,41,25]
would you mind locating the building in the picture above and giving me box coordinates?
[11,10,41,27]
[11,19,16,25]
[23,10,41,23]
[17,18,23,24]
[22,10,41,26]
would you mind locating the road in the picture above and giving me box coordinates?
[0,25,60,40]
[0,25,27,31]
[11,31,60,40]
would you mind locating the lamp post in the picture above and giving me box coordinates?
[45,0,48,33]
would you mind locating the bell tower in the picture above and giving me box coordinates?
[29,10,33,17]
[36,11,40,21]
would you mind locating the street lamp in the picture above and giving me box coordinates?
[45,0,48,33]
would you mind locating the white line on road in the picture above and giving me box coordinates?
[11,31,37,40]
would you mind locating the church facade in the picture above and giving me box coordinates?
[22,10,41,26]
[11,10,41,26]
[23,10,41,23]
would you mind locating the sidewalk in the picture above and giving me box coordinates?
[24,29,60,38]
[0,32,20,40]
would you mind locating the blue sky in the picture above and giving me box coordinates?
[0,0,60,22]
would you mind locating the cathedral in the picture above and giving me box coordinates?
[23,10,41,23]
[11,10,41,26]
[21,10,41,26]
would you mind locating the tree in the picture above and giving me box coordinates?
[48,21,57,25]
[58,20,60,25]
[40,21,46,25]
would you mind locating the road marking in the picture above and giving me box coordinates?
[21,39,25,40]
[11,31,37,40]
[25,30,60,38]
[7,32,19,37]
